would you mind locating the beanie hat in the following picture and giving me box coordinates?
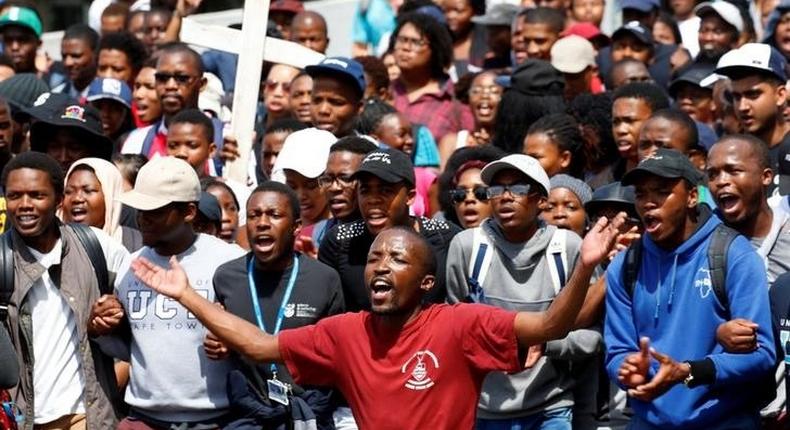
[550,174,593,205]
[0,73,49,113]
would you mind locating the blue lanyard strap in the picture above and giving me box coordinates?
[247,254,299,375]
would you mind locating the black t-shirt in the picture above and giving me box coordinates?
[213,252,345,388]
[318,217,461,312]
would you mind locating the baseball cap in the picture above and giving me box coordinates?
[621,148,705,186]
[86,77,132,109]
[119,156,201,211]
[305,57,366,97]
[694,1,744,33]
[271,127,337,183]
[714,43,787,81]
[198,191,222,222]
[621,0,660,12]
[0,72,49,115]
[27,92,114,161]
[0,6,42,38]
[471,3,519,26]
[509,59,565,96]
[551,35,596,74]
[668,61,716,97]
[612,21,654,46]
[778,142,790,195]
[269,0,304,14]
[480,154,551,196]
[563,22,611,47]
[352,149,415,187]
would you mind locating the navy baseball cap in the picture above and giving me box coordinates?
[306,57,367,97]
[612,21,654,46]
[668,61,716,97]
[715,43,787,81]
[86,77,132,109]
[621,0,660,12]
[622,148,705,186]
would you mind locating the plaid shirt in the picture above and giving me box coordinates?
[392,79,475,141]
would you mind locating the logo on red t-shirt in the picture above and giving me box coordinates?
[402,350,439,391]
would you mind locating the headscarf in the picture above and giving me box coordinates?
[65,158,125,242]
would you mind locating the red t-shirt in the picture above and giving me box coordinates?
[279,303,521,429]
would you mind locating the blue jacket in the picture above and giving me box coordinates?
[604,213,776,428]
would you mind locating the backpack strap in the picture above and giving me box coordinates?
[545,228,568,294]
[69,224,111,295]
[623,238,643,298]
[139,123,160,158]
[708,224,738,311]
[0,232,12,322]
[467,227,493,303]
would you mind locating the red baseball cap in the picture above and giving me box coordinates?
[270,0,304,14]
[563,22,610,47]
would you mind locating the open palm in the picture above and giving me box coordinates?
[581,212,628,267]
[130,256,190,300]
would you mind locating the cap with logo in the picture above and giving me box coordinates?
[714,43,788,81]
[777,142,790,195]
[509,59,565,96]
[305,57,367,96]
[551,35,596,74]
[27,92,114,161]
[480,154,551,196]
[471,3,519,26]
[270,127,338,183]
[352,149,416,187]
[0,6,42,38]
[621,0,660,12]
[621,148,705,186]
[694,1,744,33]
[119,156,202,211]
[612,21,654,46]
[86,77,133,109]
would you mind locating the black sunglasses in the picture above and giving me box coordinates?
[154,72,197,85]
[450,186,488,203]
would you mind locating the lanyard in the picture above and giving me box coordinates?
[247,254,299,376]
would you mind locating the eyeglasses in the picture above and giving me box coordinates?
[318,173,355,188]
[265,79,291,92]
[154,72,198,85]
[450,186,488,203]
[469,86,502,97]
[394,35,428,49]
[486,183,532,199]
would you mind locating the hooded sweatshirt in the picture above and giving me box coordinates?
[605,212,776,428]
[446,219,602,418]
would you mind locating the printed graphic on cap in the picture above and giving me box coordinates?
[102,79,122,95]
[323,58,349,68]
[33,92,51,107]
[61,105,87,122]
[364,152,392,164]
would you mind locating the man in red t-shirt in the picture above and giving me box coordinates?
[129,215,629,429]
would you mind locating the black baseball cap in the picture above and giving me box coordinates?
[352,149,415,186]
[668,61,716,97]
[510,59,564,96]
[622,148,705,186]
[27,92,114,161]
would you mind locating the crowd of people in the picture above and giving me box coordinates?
[0,0,789,428]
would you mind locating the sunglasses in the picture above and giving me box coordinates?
[154,73,197,85]
[265,80,291,92]
[486,184,532,199]
[450,186,488,203]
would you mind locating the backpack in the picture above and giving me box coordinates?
[622,223,737,313]
[466,227,568,303]
[0,224,120,427]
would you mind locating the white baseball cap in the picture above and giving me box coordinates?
[119,156,201,211]
[481,154,551,196]
[551,35,596,74]
[271,127,338,183]
[714,42,788,81]
[694,1,744,33]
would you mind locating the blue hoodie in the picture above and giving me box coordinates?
[604,213,776,428]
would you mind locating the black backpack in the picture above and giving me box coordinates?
[622,224,737,313]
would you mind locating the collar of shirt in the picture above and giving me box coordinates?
[392,78,454,104]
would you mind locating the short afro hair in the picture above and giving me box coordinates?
[354,55,390,93]
[2,151,64,196]
[522,7,565,34]
[715,134,771,170]
[170,108,215,142]
[250,180,301,221]
[99,31,148,74]
[378,225,436,276]
[331,136,378,155]
[156,42,204,75]
[63,23,100,52]
[648,109,702,153]
[613,82,671,112]
[266,117,308,135]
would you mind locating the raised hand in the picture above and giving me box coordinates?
[628,348,690,401]
[130,256,190,300]
[581,212,630,268]
[88,294,125,337]
[716,319,758,353]
[219,135,242,163]
[618,337,651,388]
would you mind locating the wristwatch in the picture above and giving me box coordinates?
[682,361,694,387]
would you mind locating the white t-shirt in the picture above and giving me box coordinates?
[28,227,130,424]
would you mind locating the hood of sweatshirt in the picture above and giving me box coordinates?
[481,217,555,270]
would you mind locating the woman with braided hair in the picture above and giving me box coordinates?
[522,113,585,179]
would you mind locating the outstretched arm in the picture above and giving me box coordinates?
[130,256,282,363]
[514,214,633,347]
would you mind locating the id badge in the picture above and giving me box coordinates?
[267,378,290,406]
